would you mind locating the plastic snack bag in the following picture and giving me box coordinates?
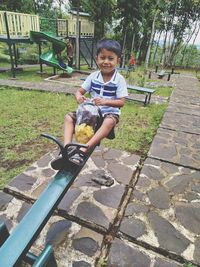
[75,101,100,144]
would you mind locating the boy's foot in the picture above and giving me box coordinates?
[51,145,88,170]
[51,148,87,170]
[51,146,75,170]
[69,151,87,166]
[51,155,65,170]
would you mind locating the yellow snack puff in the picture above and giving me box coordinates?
[75,123,94,143]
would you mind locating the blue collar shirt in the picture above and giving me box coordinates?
[81,69,128,116]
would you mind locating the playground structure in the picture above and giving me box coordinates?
[0,11,97,78]
[30,31,73,74]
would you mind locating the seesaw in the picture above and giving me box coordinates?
[0,133,94,267]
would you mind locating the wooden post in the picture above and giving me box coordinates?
[38,43,43,73]
[148,71,152,79]
[55,18,58,36]
[13,44,18,68]
[91,38,94,68]
[78,21,81,70]
[4,12,16,79]
[66,20,68,37]
[75,0,80,69]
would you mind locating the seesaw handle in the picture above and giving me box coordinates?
[41,133,64,153]
[41,133,89,159]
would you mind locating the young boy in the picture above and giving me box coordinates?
[129,55,136,68]
[66,38,73,67]
[52,39,128,169]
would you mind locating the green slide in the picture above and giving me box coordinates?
[30,31,73,74]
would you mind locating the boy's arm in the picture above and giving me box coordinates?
[94,97,125,108]
[94,74,128,108]
[75,88,87,103]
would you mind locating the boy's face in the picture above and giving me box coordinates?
[96,49,120,75]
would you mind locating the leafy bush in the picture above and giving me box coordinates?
[18,44,39,64]
[18,52,39,64]
[40,18,57,36]
[184,263,197,267]
[0,53,10,63]
[0,43,10,63]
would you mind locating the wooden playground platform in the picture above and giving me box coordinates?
[0,11,94,39]
[0,11,96,78]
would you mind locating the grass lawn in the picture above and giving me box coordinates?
[0,65,59,82]
[0,86,168,189]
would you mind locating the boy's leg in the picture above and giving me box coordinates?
[51,113,75,170]
[86,116,116,149]
[64,113,76,146]
[69,115,117,166]
[68,57,73,67]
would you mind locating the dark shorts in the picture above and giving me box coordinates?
[68,57,73,68]
[68,112,119,125]
[68,112,118,140]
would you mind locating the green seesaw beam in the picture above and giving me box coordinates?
[0,134,93,267]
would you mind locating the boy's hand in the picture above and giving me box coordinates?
[75,88,87,104]
[77,95,87,103]
[94,97,106,106]
[94,97,125,108]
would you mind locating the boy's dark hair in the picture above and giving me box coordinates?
[96,39,121,57]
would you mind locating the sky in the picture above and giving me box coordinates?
[191,33,200,45]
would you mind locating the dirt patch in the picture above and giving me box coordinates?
[46,71,91,88]
[1,139,56,171]
[1,158,33,170]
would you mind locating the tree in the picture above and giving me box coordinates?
[144,0,161,69]
[115,0,142,64]
[1,0,35,13]
[1,0,55,17]
[69,0,116,40]
[34,0,55,17]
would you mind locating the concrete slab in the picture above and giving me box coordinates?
[107,238,183,267]
[160,111,200,134]
[169,75,200,106]
[167,102,200,117]
[148,128,200,170]
[119,157,200,265]
[1,191,184,267]
[4,146,140,231]
[0,191,104,267]
[170,91,200,106]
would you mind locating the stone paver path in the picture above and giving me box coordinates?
[0,72,200,267]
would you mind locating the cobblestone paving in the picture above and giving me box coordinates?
[4,147,139,231]
[122,74,200,266]
[1,73,200,266]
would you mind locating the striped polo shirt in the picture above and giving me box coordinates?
[81,70,128,116]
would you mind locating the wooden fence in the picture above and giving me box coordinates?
[0,11,94,38]
[0,11,40,37]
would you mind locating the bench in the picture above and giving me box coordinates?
[80,77,87,81]
[0,134,94,267]
[158,70,172,81]
[126,85,155,105]
[80,78,155,105]
[158,70,165,79]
